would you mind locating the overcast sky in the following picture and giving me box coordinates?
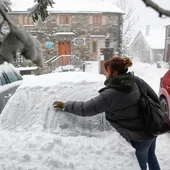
[131,0,170,30]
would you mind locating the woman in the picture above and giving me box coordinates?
[53,57,160,170]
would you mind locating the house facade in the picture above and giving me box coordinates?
[164,25,170,62]
[129,26,165,63]
[5,1,123,73]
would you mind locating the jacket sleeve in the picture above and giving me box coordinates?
[63,93,109,117]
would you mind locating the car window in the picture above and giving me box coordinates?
[2,71,10,84]
[0,62,23,86]
[0,73,6,85]
[13,70,23,80]
[4,71,21,83]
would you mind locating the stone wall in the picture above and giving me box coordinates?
[164,26,170,62]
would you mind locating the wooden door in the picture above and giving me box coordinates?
[58,41,71,55]
[58,41,71,65]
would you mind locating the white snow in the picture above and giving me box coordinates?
[141,28,166,49]
[10,0,123,13]
[0,59,170,170]
[54,32,75,35]
[0,80,22,93]
[16,66,38,71]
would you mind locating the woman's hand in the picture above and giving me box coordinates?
[53,101,65,109]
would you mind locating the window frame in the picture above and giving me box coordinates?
[93,15,102,25]
[167,27,170,37]
[23,15,33,25]
[59,15,70,24]
[92,40,98,56]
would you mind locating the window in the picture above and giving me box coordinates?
[0,73,6,85]
[16,55,24,65]
[93,15,102,25]
[4,71,20,83]
[24,16,33,25]
[60,15,70,24]
[19,15,33,25]
[92,41,97,55]
[167,27,170,37]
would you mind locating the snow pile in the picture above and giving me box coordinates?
[0,130,139,170]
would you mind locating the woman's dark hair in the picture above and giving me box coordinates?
[104,57,132,75]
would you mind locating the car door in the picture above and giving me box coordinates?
[161,70,170,96]
[0,63,23,113]
[0,82,21,113]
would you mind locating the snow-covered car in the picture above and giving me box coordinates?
[0,72,109,132]
[0,71,141,170]
[0,62,23,113]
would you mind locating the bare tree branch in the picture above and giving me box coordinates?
[141,0,170,17]
[116,0,138,51]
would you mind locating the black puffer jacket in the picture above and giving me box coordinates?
[64,72,159,142]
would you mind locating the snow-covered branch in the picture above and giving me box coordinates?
[116,0,138,53]
[141,0,170,17]
[27,0,55,22]
[0,0,12,12]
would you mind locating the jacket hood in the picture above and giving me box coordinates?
[99,72,135,93]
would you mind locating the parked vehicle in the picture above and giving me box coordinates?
[0,62,23,113]
[159,70,170,121]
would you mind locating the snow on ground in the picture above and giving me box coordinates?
[0,59,170,170]
[129,61,169,94]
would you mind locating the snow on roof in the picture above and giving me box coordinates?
[16,66,38,71]
[54,32,75,35]
[90,35,105,38]
[141,28,165,49]
[11,0,124,14]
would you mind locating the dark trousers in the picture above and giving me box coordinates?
[131,138,160,170]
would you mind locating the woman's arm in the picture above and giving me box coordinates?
[64,93,109,117]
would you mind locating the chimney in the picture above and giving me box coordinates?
[145,25,150,36]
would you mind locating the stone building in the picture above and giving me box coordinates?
[129,26,165,63]
[6,0,124,73]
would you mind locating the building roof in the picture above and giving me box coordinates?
[10,0,124,14]
[130,27,165,49]
[141,28,165,49]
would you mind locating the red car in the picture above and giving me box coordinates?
[159,70,170,121]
